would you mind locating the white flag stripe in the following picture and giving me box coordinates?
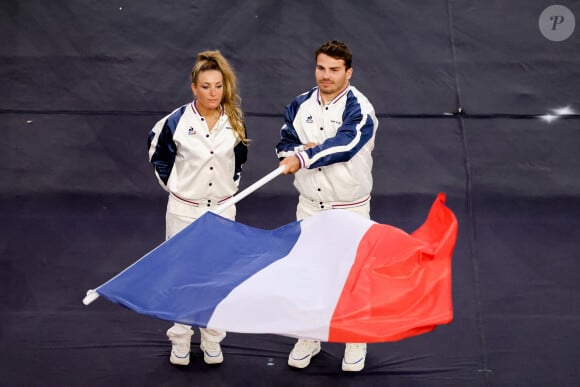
[207,210,375,339]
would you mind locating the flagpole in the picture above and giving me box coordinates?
[82,166,286,306]
[213,165,286,215]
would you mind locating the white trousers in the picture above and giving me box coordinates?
[165,195,236,344]
[296,195,370,220]
[296,195,370,348]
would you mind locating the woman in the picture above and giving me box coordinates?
[147,50,248,366]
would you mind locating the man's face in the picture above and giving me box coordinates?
[315,53,352,100]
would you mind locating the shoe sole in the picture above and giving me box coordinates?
[342,358,365,372]
[288,346,321,369]
[170,352,190,366]
[200,344,224,365]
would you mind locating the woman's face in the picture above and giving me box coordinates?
[191,69,224,112]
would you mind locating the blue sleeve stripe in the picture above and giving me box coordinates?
[309,114,374,167]
[307,92,375,167]
[276,89,316,156]
[149,106,186,185]
[233,139,248,181]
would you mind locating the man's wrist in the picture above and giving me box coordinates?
[296,152,307,169]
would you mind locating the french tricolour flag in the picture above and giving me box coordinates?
[96,193,457,343]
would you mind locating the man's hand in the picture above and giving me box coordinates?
[279,142,318,175]
[279,156,301,175]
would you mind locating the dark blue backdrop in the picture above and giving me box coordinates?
[1,1,579,386]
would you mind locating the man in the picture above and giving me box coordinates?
[276,40,379,372]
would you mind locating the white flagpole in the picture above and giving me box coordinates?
[82,166,286,306]
[213,165,285,215]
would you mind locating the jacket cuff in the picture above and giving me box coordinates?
[296,151,309,169]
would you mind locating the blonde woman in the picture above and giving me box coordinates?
[147,50,248,366]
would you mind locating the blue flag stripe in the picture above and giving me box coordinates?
[98,212,301,325]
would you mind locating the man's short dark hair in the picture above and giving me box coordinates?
[315,40,352,69]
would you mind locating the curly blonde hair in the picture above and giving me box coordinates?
[191,50,248,144]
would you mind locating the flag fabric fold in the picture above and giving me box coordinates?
[96,193,458,343]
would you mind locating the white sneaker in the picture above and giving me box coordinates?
[288,339,321,368]
[342,343,366,372]
[170,341,190,366]
[200,340,224,364]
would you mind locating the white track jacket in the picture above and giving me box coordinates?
[148,102,247,203]
[276,85,378,205]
